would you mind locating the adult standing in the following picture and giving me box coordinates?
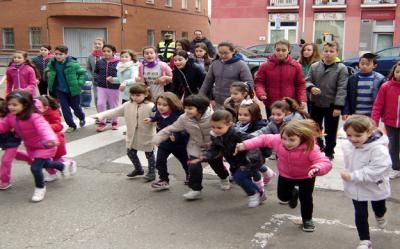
[169,50,206,99]
[32,45,53,95]
[255,39,307,115]
[199,41,253,108]
[190,30,216,58]
[157,32,176,63]
[87,38,104,111]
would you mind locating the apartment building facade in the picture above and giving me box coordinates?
[211,0,400,59]
[0,0,209,58]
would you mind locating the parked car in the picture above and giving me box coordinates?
[247,43,302,60]
[343,47,400,76]
[235,47,266,78]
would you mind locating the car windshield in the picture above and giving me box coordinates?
[236,47,259,58]
[377,47,400,57]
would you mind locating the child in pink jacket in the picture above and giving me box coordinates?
[0,91,77,202]
[236,119,332,232]
[6,51,38,97]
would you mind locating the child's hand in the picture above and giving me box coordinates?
[143,118,152,124]
[155,76,169,85]
[234,143,246,155]
[47,140,59,147]
[332,109,341,117]
[340,169,352,181]
[106,76,113,82]
[169,134,176,142]
[342,115,349,121]
[259,95,267,100]
[311,87,321,95]
[308,168,320,178]
[188,158,202,165]
[119,83,126,92]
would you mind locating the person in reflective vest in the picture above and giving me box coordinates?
[157,33,176,63]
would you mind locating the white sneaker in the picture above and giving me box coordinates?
[248,193,260,208]
[376,215,387,229]
[31,187,46,202]
[44,171,58,182]
[62,160,77,177]
[356,240,372,249]
[389,170,400,179]
[220,178,231,190]
[183,190,201,200]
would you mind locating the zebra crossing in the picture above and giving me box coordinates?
[63,116,345,191]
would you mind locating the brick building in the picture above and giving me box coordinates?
[211,0,400,59]
[0,0,209,59]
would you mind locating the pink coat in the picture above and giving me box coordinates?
[6,63,37,97]
[255,54,306,108]
[0,113,58,159]
[371,80,400,128]
[243,134,332,179]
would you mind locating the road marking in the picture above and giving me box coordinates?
[252,213,400,248]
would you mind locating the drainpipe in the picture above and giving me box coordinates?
[302,0,306,38]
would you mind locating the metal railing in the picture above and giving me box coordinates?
[48,0,121,4]
[363,0,396,4]
[314,0,346,5]
[269,0,298,6]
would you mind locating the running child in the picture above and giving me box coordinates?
[236,119,332,232]
[340,115,391,249]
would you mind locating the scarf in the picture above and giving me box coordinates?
[235,122,250,132]
[91,49,103,59]
[116,61,135,72]
[142,58,159,68]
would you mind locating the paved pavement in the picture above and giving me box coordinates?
[0,82,399,249]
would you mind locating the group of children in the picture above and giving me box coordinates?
[1,39,399,249]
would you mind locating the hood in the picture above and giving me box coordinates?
[222,53,242,64]
[356,131,388,151]
[386,79,400,88]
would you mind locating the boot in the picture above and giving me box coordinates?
[143,164,156,182]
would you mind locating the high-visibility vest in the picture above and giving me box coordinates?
[158,41,176,60]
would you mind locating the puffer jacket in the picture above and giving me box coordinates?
[94,57,120,89]
[251,111,305,137]
[255,54,306,108]
[6,63,38,97]
[341,131,391,201]
[371,80,400,127]
[111,61,139,100]
[205,127,264,170]
[243,134,332,179]
[43,108,66,159]
[0,113,58,159]
[153,108,213,158]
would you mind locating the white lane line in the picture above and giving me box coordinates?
[66,126,126,158]
[252,214,400,248]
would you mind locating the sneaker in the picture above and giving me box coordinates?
[31,187,46,202]
[302,220,315,232]
[111,123,118,130]
[0,182,12,190]
[289,187,299,209]
[96,123,106,132]
[279,200,289,205]
[183,190,201,200]
[126,170,144,178]
[79,119,86,127]
[389,170,400,179]
[376,215,387,229]
[44,172,58,182]
[143,173,156,182]
[220,177,231,190]
[62,160,77,177]
[262,167,276,185]
[356,240,372,249]
[66,127,76,133]
[248,193,260,208]
[151,180,170,190]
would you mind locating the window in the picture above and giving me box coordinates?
[147,30,155,46]
[29,27,42,49]
[145,0,154,4]
[182,32,188,39]
[2,28,15,49]
[165,0,172,7]
[195,0,201,11]
[181,0,188,9]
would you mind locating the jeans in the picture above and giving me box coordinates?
[386,126,400,171]
[310,104,339,156]
[30,158,64,188]
[0,148,31,183]
[233,168,262,196]
[56,90,85,129]
[278,175,316,222]
[352,199,386,240]
[96,87,120,124]
[156,145,188,182]
[188,156,229,191]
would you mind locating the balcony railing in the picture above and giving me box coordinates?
[268,0,299,9]
[314,0,346,5]
[48,0,121,3]
[362,0,397,6]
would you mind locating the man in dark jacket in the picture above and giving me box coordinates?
[190,30,216,58]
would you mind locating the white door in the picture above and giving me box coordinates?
[64,28,107,63]
[374,33,393,52]
[269,25,297,43]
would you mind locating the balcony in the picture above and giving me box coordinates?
[267,0,299,10]
[361,0,397,8]
[312,0,347,9]
[47,0,122,18]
